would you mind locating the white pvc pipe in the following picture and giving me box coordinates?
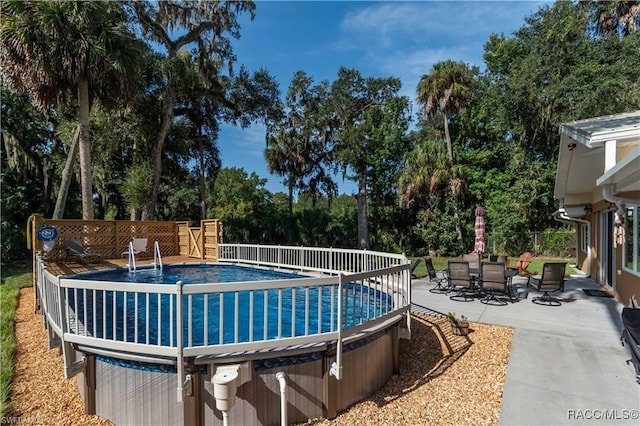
[275,372,287,426]
[128,241,136,273]
[153,240,163,272]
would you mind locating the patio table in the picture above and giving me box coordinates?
[448,267,517,298]
[505,268,518,298]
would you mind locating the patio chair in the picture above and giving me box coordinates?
[462,253,481,270]
[121,237,148,259]
[425,256,448,293]
[621,306,640,384]
[528,262,566,306]
[448,261,476,302]
[64,239,101,264]
[480,262,513,305]
[508,252,533,276]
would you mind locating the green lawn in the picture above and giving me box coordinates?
[1,264,33,418]
[409,255,575,278]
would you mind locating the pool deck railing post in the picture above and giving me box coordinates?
[277,245,281,268]
[176,280,184,403]
[330,273,344,381]
[329,248,333,272]
[58,276,85,380]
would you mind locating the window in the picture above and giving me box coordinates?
[581,223,589,253]
[623,206,640,275]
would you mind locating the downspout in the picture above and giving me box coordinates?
[553,209,591,277]
[275,372,288,426]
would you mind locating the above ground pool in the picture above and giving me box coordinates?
[37,243,411,425]
[67,264,393,348]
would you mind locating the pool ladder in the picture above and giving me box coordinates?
[127,241,136,273]
[127,240,163,274]
[152,240,163,273]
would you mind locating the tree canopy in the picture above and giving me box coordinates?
[2,0,639,261]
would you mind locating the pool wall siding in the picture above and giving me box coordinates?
[79,325,396,425]
[203,361,325,425]
[92,358,183,425]
[202,327,396,425]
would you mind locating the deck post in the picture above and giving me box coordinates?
[182,368,203,426]
[392,325,400,375]
[322,353,338,419]
[84,353,96,415]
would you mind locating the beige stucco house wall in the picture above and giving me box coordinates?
[554,111,640,306]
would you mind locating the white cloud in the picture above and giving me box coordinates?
[340,1,546,46]
[334,1,549,106]
[372,45,472,100]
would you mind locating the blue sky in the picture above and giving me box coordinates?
[219,1,548,195]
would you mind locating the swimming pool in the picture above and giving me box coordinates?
[67,264,394,347]
[37,244,411,425]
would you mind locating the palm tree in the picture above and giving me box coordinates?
[416,60,476,165]
[591,0,639,36]
[265,132,303,213]
[399,139,463,207]
[1,0,143,220]
[415,60,476,246]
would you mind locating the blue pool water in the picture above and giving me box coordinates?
[79,264,304,284]
[68,264,392,347]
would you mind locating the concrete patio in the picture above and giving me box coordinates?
[411,273,640,425]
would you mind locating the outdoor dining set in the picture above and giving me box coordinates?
[422,254,568,306]
[419,205,568,306]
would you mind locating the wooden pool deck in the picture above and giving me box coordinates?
[43,255,210,276]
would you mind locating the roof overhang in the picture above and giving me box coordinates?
[555,111,640,210]
[596,147,640,192]
[560,111,640,148]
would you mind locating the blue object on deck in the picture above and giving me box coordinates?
[37,225,58,241]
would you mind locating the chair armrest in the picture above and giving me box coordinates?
[528,275,541,289]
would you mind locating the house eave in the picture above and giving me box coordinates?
[596,147,640,195]
[560,111,640,148]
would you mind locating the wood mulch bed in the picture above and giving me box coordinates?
[305,314,513,425]
[8,287,112,426]
[9,287,512,425]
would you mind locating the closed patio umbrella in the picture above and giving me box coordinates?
[474,205,486,254]
[614,206,626,248]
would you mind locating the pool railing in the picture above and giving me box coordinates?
[35,244,411,401]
